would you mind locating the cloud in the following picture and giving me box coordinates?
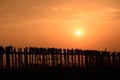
[62,7,72,11]
[51,5,73,12]
[0,7,3,10]
[51,7,59,11]
[31,6,41,10]
[66,8,120,24]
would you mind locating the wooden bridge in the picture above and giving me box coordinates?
[0,45,120,70]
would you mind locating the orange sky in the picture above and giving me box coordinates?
[0,0,120,51]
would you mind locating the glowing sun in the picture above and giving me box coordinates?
[76,30,81,36]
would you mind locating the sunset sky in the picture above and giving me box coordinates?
[0,0,120,51]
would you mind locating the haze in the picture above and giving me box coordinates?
[0,0,120,51]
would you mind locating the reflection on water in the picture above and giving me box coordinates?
[1,53,119,69]
[2,54,87,68]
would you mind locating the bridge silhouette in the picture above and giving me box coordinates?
[0,45,120,79]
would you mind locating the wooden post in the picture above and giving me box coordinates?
[118,52,120,67]
[47,48,50,66]
[0,46,4,69]
[34,52,36,68]
[55,49,58,66]
[95,52,100,68]
[85,51,88,68]
[107,52,110,67]
[0,54,3,69]
[0,54,1,69]
[18,48,21,68]
[63,49,66,67]
[12,53,14,68]
[49,48,53,67]
[6,46,13,69]
[20,48,23,67]
[12,47,16,68]
[67,49,69,67]
[42,48,46,67]
[74,54,76,67]
[59,49,62,67]
[70,49,74,67]
[92,53,95,68]
[15,51,17,69]
[24,47,28,69]
[32,53,33,65]
[6,53,10,69]
[76,49,81,68]
[92,51,95,68]
[78,50,80,67]
[29,54,31,65]
[81,53,83,68]
[43,53,45,67]
[112,52,115,68]
[1,54,3,69]
[89,53,92,67]
[101,52,104,68]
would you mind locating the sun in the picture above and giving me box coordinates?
[76,30,81,36]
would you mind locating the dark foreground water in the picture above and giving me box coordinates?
[0,67,120,80]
